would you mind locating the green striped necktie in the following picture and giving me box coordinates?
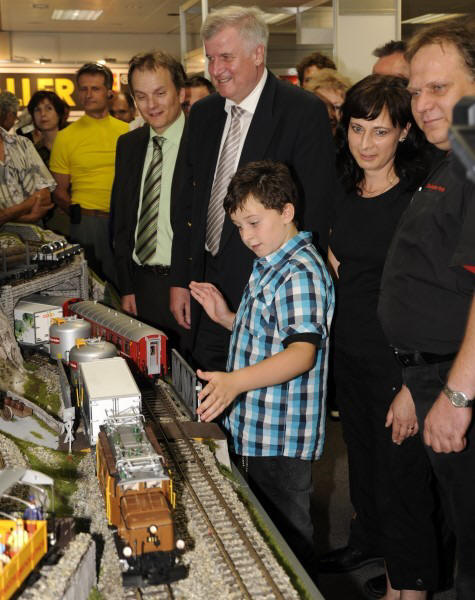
[135,135,165,264]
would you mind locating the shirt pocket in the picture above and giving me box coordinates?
[242,289,276,341]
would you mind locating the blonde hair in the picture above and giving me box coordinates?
[307,69,352,95]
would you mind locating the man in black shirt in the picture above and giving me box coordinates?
[378,18,475,600]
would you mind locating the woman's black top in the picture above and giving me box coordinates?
[330,180,412,353]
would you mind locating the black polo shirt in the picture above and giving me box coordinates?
[378,153,475,354]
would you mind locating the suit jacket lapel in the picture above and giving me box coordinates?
[219,72,279,251]
[131,125,150,207]
[240,72,278,165]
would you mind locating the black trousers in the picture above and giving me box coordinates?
[335,345,439,590]
[236,454,315,569]
[132,265,189,355]
[71,215,117,287]
[404,361,475,600]
[192,252,233,371]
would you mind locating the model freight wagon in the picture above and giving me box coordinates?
[14,299,63,349]
[80,357,141,445]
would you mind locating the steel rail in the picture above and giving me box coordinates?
[143,386,286,600]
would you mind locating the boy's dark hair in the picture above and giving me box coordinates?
[296,52,336,86]
[373,40,407,58]
[224,160,298,216]
[76,62,114,89]
[128,50,185,94]
[27,90,67,128]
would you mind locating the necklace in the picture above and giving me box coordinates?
[360,172,398,197]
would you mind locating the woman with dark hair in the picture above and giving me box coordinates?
[27,90,69,233]
[328,75,438,600]
[27,90,67,167]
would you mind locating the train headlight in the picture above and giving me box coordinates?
[149,524,158,535]
[123,545,133,558]
[176,539,185,551]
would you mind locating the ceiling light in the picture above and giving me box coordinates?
[52,9,103,21]
[402,13,466,25]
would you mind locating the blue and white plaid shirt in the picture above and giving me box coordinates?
[224,231,335,460]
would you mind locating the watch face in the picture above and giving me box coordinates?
[444,385,472,407]
[451,392,467,407]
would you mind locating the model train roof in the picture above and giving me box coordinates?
[80,357,141,399]
[103,410,169,486]
[70,301,166,341]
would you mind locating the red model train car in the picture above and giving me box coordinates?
[66,300,167,378]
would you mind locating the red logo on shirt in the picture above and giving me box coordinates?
[425,183,446,192]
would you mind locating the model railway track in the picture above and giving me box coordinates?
[127,583,174,600]
[141,382,287,600]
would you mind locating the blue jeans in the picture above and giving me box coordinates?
[404,361,475,600]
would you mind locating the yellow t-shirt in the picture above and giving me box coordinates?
[50,114,128,211]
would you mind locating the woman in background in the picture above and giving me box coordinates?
[329,74,437,600]
[308,68,351,135]
[27,90,69,234]
[27,90,67,168]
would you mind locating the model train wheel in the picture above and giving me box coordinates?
[2,405,13,421]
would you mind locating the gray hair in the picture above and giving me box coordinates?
[201,5,269,51]
[0,91,19,116]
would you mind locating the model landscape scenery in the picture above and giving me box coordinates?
[0,224,309,600]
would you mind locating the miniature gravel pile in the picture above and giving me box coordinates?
[70,452,125,600]
[0,432,28,468]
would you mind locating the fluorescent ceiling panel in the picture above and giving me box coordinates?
[402,13,466,25]
[52,9,103,21]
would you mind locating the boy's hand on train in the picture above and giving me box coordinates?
[385,384,419,445]
[189,282,235,331]
[170,286,191,329]
[196,369,242,421]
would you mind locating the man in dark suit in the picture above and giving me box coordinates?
[112,51,186,348]
[170,5,336,371]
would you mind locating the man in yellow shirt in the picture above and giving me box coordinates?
[50,63,128,286]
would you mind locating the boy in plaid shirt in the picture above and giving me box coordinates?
[190,160,334,569]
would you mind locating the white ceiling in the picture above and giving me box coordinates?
[1,0,473,36]
[0,0,324,35]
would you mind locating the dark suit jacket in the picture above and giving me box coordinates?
[112,123,185,296]
[170,71,336,345]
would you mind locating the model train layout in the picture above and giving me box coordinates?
[0,284,317,599]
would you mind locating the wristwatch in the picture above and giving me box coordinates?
[442,384,474,408]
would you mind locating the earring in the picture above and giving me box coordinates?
[399,137,406,143]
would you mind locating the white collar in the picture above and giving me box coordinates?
[224,68,268,115]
